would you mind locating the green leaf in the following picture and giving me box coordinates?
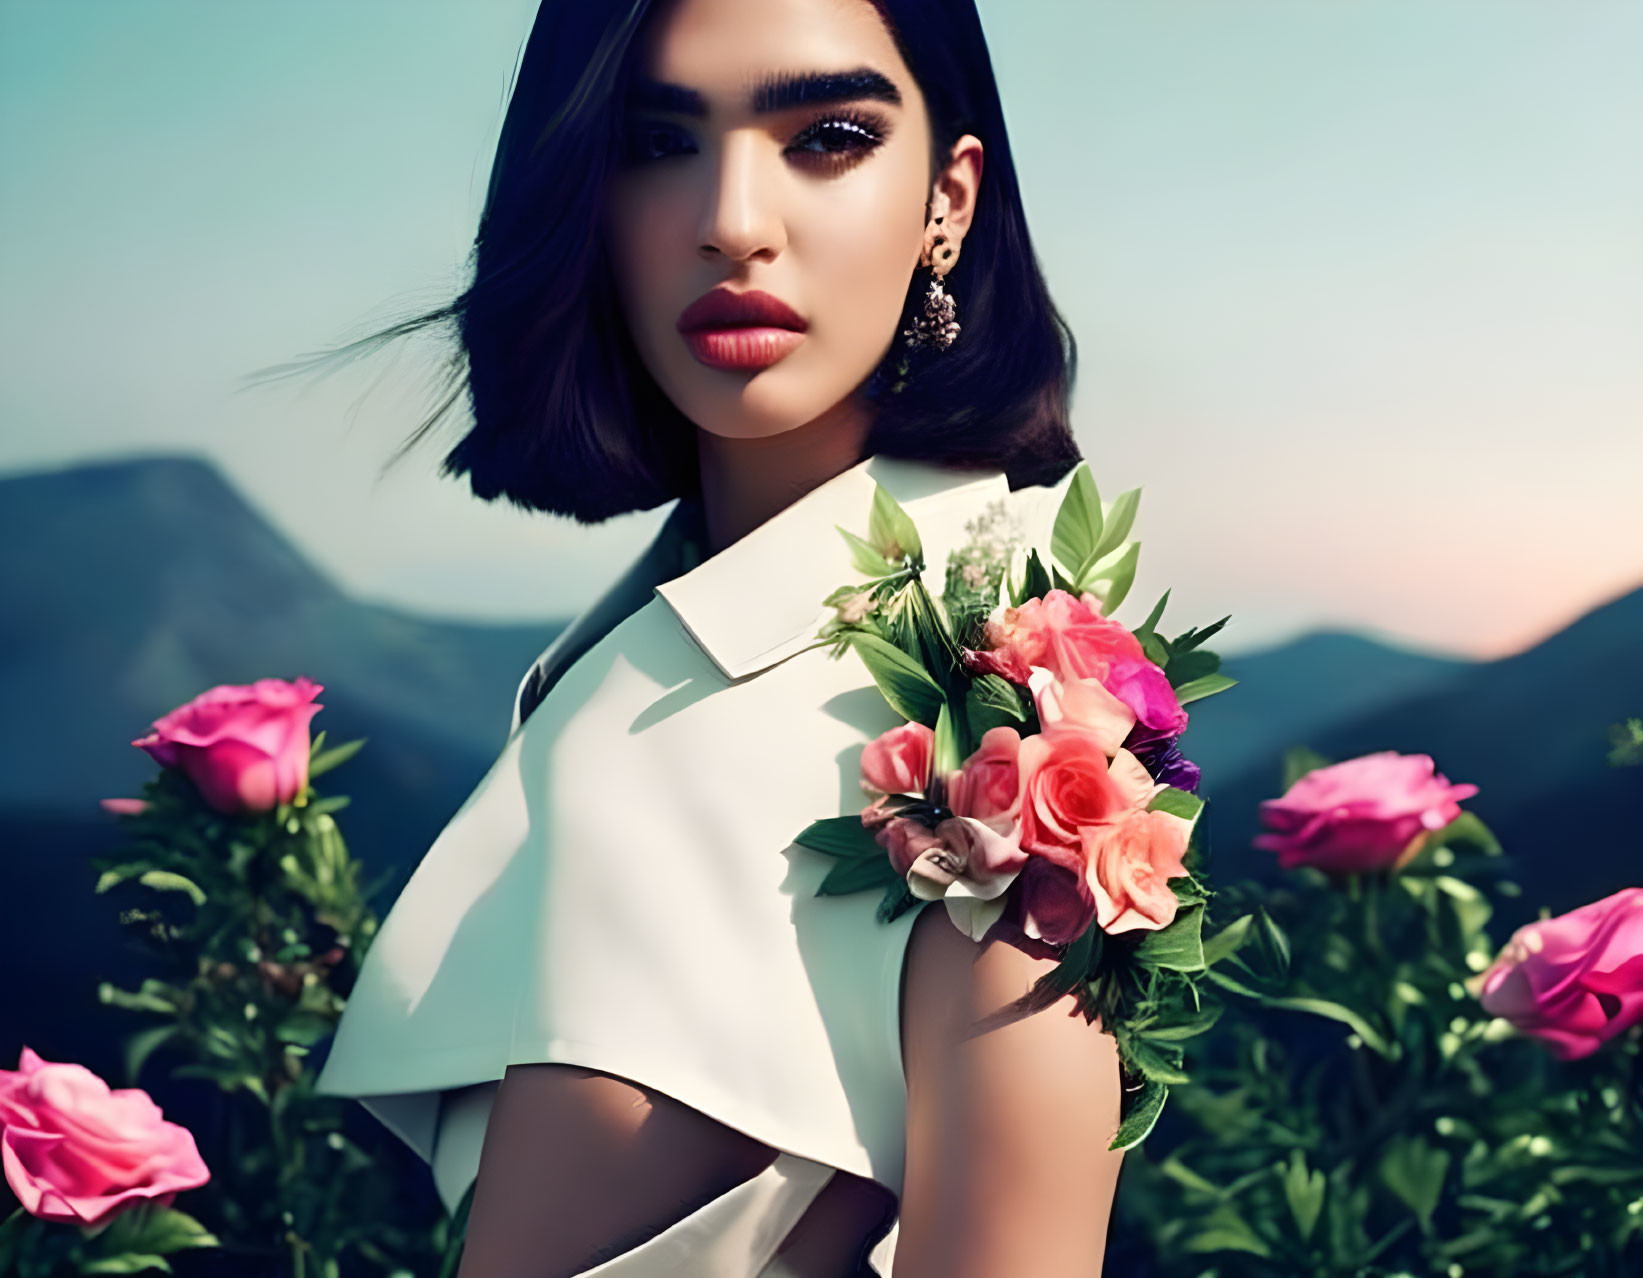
[869,482,923,562]
[1201,913,1254,967]
[1164,646,1220,688]
[1171,615,1231,653]
[1089,486,1141,565]
[123,1024,181,1085]
[0,1207,25,1277]
[306,794,351,816]
[1078,541,1140,615]
[1433,875,1492,942]
[1109,1076,1168,1150]
[94,861,160,895]
[1146,786,1204,823]
[1254,907,1291,978]
[1380,1136,1450,1233]
[932,701,962,774]
[1282,1149,1326,1241]
[1139,1002,1223,1042]
[1136,904,1206,972]
[137,870,206,907]
[836,525,895,576]
[307,736,365,780]
[1051,462,1104,582]
[964,674,1026,742]
[1130,589,1171,649]
[99,979,180,1016]
[1013,548,1054,605]
[80,1255,174,1273]
[274,1011,336,1047]
[1181,1206,1273,1258]
[1428,808,1503,860]
[1266,995,1396,1058]
[1172,672,1239,706]
[119,1206,219,1255]
[846,632,944,725]
[793,814,884,860]
[1122,1034,1190,1085]
[817,854,899,896]
[438,1178,478,1278]
[877,879,921,923]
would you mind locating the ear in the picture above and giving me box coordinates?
[926,134,984,267]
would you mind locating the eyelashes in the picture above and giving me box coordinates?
[619,108,890,170]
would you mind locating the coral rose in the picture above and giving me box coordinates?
[1477,888,1643,1060]
[1083,806,1193,935]
[0,1046,210,1228]
[1015,723,1158,869]
[1252,750,1479,875]
[133,676,324,814]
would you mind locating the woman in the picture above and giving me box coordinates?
[313,0,1125,1273]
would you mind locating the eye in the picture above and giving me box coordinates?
[787,110,888,162]
[620,121,696,166]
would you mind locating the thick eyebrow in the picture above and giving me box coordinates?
[625,66,902,118]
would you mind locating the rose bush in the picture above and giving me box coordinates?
[132,676,324,814]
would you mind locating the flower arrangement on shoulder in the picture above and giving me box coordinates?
[791,462,1242,1147]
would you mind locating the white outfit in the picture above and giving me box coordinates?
[312,453,1075,1275]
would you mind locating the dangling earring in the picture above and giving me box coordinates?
[903,197,961,353]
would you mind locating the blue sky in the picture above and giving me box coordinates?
[3,0,1639,657]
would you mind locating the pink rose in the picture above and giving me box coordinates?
[1252,750,1479,875]
[860,720,935,797]
[132,676,324,814]
[0,1046,210,1228]
[1028,665,1136,757]
[944,726,1024,831]
[966,588,1187,735]
[1477,889,1643,1060]
[1083,806,1193,935]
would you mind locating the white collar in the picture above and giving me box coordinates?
[655,454,1011,681]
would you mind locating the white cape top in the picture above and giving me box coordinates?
[312,452,1075,1270]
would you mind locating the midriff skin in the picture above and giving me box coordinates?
[456,1065,889,1278]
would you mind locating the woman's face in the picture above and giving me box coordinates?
[604,0,947,442]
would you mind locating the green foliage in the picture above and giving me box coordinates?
[1119,780,1643,1276]
[1608,715,1643,767]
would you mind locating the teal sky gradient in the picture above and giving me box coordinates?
[3,1,1639,657]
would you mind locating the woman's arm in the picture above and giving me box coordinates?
[894,902,1126,1278]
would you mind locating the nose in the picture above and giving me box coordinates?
[696,130,786,265]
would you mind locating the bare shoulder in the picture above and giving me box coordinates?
[896,902,1125,1278]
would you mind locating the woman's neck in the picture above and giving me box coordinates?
[695,393,874,557]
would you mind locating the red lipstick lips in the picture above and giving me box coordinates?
[676,287,808,373]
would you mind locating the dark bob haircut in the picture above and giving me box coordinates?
[288,0,1082,522]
